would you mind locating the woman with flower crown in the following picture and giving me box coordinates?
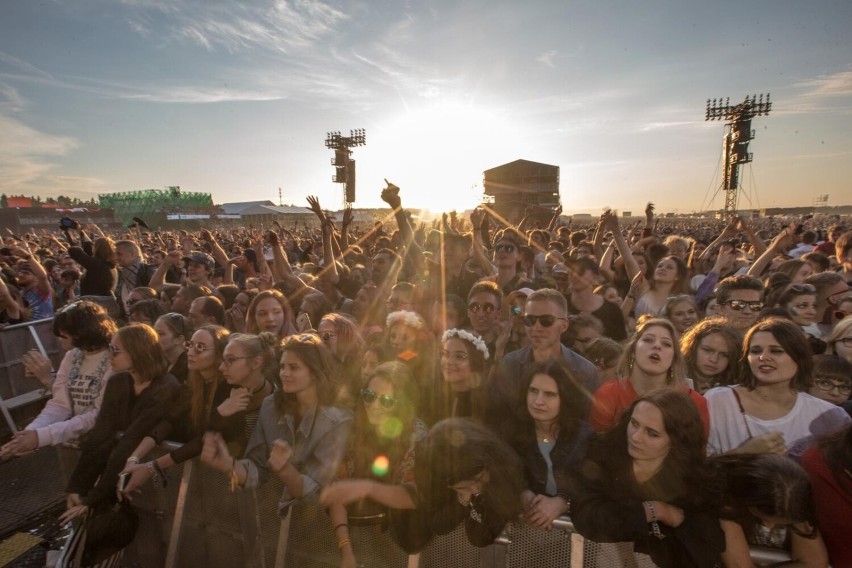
[385,310,436,420]
[428,328,491,425]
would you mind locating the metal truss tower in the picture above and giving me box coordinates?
[325,129,366,207]
[705,94,772,217]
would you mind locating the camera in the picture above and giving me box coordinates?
[59,216,79,231]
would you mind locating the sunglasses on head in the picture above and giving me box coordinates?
[494,244,515,254]
[360,388,396,409]
[787,283,816,294]
[468,302,496,314]
[521,314,565,327]
[719,300,764,312]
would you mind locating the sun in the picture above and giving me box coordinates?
[359,101,523,212]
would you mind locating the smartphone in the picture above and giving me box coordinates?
[118,472,130,492]
[296,313,312,333]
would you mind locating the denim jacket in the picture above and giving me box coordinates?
[239,396,353,515]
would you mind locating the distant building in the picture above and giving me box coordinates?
[0,207,118,234]
[483,159,560,226]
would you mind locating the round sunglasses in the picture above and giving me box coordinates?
[360,388,396,409]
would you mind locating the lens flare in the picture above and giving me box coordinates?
[372,455,390,477]
[380,417,403,439]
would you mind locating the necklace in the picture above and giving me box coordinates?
[249,380,268,396]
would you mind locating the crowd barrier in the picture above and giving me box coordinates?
[0,318,63,436]
[0,296,120,438]
[53,443,793,568]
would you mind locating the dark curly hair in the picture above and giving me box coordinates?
[712,453,818,540]
[53,301,117,351]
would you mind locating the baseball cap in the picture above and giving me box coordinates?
[183,251,215,271]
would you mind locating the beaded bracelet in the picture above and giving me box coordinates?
[644,501,665,540]
[146,461,159,484]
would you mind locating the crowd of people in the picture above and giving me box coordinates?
[1,184,851,568]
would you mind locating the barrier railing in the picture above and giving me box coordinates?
[0,318,63,436]
[53,443,795,568]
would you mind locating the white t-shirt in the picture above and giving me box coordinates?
[705,386,851,460]
[26,348,113,447]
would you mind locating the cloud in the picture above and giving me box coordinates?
[0,51,54,80]
[0,114,78,190]
[796,68,852,98]
[122,0,349,54]
[0,83,25,109]
[536,50,557,68]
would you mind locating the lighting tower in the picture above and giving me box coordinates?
[705,94,772,217]
[325,129,366,207]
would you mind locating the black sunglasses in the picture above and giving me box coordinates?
[719,300,764,312]
[521,314,566,327]
[360,388,396,409]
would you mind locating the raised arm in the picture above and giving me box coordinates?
[746,225,793,279]
[469,208,497,275]
[602,211,641,281]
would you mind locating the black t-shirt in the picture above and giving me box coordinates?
[567,295,627,341]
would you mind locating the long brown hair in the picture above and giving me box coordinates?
[188,325,231,429]
[274,333,339,416]
[245,289,297,337]
[115,324,168,383]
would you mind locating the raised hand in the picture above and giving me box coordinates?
[380,179,401,209]
[306,196,325,221]
[342,205,353,227]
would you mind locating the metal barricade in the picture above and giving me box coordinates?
[53,443,796,568]
[0,318,62,436]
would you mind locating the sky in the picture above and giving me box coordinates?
[1,0,851,215]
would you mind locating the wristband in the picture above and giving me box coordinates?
[229,458,239,493]
[126,456,140,465]
[333,523,348,533]
[644,501,665,540]
[337,538,351,550]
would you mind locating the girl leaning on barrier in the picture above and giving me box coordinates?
[716,453,829,568]
[59,324,180,564]
[324,361,427,568]
[570,390,725,568]
[201,333,353,516]
[320,418,525,553]
[0,301,116,458]
[508,360,593,531]
[119,327,279,496]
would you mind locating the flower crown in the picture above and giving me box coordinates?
[442,329,489,360]
[386,310,425,330]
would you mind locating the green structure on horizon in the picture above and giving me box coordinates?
[98,186,214,226]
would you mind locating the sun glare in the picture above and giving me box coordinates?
[360,102,522,212]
